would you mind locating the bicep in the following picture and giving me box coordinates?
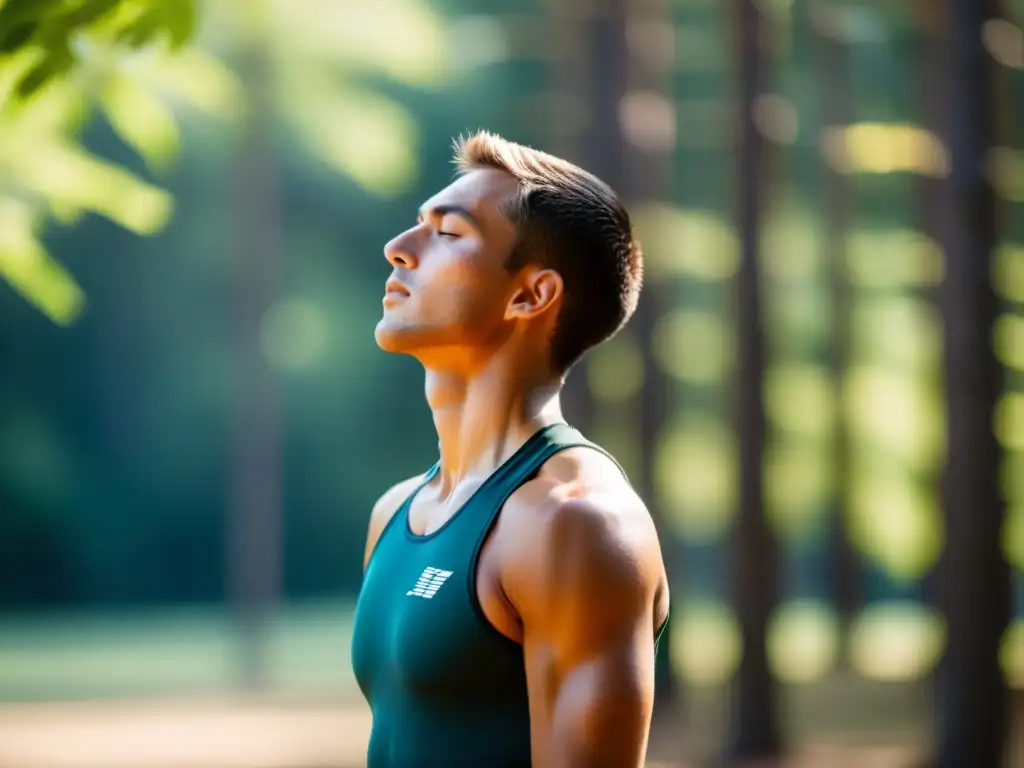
[517,499,663,767]
[525,625,656,768]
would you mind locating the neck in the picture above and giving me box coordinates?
[422,349,564,497]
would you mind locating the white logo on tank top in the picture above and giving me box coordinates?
[406,567,454,599]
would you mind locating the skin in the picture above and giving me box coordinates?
[365,166,670,768]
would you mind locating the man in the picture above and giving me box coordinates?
[350,131,670,767]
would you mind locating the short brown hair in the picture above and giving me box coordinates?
[453,130,643,373]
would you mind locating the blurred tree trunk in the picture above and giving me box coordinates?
[546,1,595,435]
[810,0,860,660]
[927,0,1011,765]
[726,0,781,758]
[228,3,283,690]
[596,0,678,711]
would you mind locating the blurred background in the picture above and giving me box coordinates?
[0,0,1022,766]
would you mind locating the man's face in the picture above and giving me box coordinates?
[375,168,522,362]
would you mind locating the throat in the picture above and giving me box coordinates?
[423,364,564,499]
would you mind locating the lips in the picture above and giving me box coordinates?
[385,279,410,297]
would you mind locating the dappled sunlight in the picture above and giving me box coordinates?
[670,601,742,685]
[1000,451,1024,504]
[765,364,834,439]
[767,600,840,684]
[850,297,943,372]
[586,332,644,403]
[763,205,821,284]
[845,365,944,474]
[656,416,736,540]
[994,313,1024,371]
[652,310,732,384]
[848,603,944,682]
[987,146,1024,202]
[995,392,1024,451]
[260,299,330,373]
[1001,619,1024,688]
[822,123,949,177]
[994,242,1024,302]
[848,470,942,581]
[1003,505,1024,570]
[630,203,739,281]
[845,230,944,288]
[765,443,831,538]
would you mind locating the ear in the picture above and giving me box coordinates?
[505,267,563,321]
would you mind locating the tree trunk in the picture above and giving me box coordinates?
[810,0,860,657]
[598,0,678,710]
[726,0,782,757]
[228,4,283,690]
[546,0,597,435]
[931,0,1011,765]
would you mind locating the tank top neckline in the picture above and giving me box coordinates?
[402,422,576,543]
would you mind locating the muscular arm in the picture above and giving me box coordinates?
[511,496,667,768]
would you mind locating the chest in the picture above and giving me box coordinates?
[351,514,523,705]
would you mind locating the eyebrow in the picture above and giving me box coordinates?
[417,204,482,232]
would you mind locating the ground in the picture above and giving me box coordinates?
[0,602,1020,767]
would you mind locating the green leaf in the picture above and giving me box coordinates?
[100,72,180,170]
[14,35,72,100]
[0,0,61,29]
[163,0,195,49]
[0,200,85,325]
[62,0,124,28]
[0,21,37,54]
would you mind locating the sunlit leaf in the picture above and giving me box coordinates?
[284,80,418,197]
[100,72,180,169]
[11,143,172,234]
[0,198,85,323]
[142,47,243,117]
[272,0,448,86]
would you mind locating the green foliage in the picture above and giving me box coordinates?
[0,0,241,324]
[0,0,195,99]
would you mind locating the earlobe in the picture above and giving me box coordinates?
[506,269,563,321]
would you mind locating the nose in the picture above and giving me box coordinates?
[384,227,421,270]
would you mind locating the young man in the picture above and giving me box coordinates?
[350,131,670,767]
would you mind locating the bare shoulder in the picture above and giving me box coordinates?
[500,447,668,621]
[363,473,427,569]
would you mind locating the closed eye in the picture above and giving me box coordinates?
[438,231,458,238]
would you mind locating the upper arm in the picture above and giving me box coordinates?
[363,475,424,570]
[511,496,666,768]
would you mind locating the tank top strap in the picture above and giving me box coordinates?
[465,422,630,518]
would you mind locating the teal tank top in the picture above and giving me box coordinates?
[351,424,636,767]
